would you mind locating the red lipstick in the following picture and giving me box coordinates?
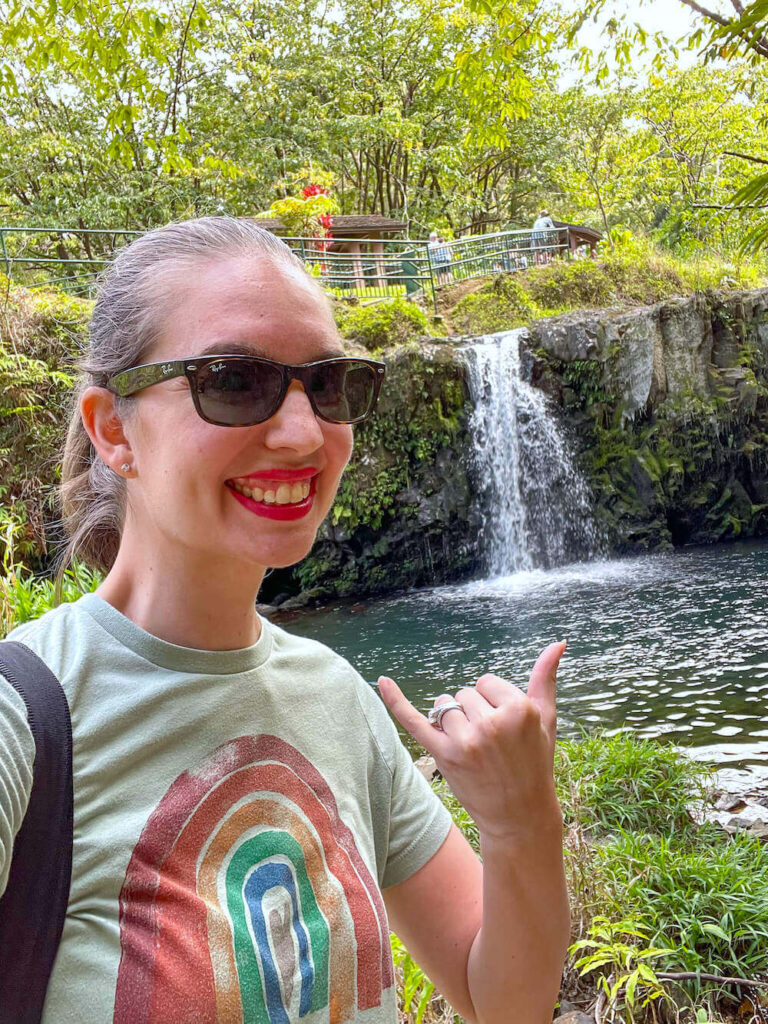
[226,476,317,521]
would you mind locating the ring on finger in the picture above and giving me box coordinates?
[427,700,465,731]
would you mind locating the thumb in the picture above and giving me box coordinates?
[378,676,440,753]
[526,641,565,744]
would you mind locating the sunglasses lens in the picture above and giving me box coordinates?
[195,359,284,425]
[309,360,377,422]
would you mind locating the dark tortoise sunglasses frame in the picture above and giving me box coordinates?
[104,354,386,427]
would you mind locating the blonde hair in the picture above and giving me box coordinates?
[59,216,308,574]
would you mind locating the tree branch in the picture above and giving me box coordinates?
[678,0,732,30]
[658,971,768,990]
[171,1,198,136]
[723,150,768,165]
[693,202,768,209]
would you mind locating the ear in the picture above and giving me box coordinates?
[80,387,135,475]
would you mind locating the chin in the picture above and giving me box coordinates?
[249,534,319,571]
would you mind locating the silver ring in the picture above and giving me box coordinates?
[427,700,465,731]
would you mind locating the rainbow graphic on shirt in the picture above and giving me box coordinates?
[112,735,393,1023]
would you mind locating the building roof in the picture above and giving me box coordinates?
[553,220,603,245]
[255,214,407,237]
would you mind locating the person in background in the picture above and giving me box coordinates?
[434,234,453,285]
[531,209,557,264]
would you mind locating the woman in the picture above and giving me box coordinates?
[0,218,569,1023]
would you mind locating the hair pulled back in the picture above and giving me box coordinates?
[60,216,307,575]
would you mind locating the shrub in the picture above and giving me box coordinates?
[595,827,768,981]
[450,275,538,334]
[335,297,431,351]
[1,557,100,638]
[0,280,92,567]
[556,730,713,839]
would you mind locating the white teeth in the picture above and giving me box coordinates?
[231,479,312,503]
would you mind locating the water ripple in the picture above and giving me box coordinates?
[289,542,768,777]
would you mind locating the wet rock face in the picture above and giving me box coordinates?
[528,287,768,556]
[263,287,768,606]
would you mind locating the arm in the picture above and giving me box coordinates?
[379,643,569,1024]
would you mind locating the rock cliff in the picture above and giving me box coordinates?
[260,287,768,606]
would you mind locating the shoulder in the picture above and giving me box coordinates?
[4,598,96,680]
[5,596,88,649]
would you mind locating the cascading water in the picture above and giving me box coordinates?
[464,329,601,576]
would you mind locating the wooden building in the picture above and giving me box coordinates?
[255,214,407,287]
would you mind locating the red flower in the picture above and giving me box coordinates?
[302,181,329,198]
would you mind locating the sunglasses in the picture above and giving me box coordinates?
[105,354,386,427]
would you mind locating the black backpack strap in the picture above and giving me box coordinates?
[0,641,73,1024]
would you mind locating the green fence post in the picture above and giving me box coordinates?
[0,230,9,280]
[424,241,438,314]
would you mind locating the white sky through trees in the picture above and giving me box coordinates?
[559,0,706,84]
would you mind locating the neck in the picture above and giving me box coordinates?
[97,529,266,652]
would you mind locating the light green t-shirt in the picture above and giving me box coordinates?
[0,594,451,1024]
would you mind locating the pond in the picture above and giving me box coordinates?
[286,542,768,785]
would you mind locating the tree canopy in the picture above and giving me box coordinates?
[0,0,766,265]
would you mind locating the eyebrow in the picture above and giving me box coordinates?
[197,341,344,360]
[198,342,269,358]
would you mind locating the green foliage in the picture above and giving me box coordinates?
[570,917,673,1022]
[335,298,432,352]
[0,281,91,567]
[448,237,755,340]
[433,779,480,853]
[450,276,536,334]
[595,828,768,981]
[390,935,438,1024]
[555,730,713,840]
[561,360,607,409]
[261,191,338,237]
[0,541,100,638]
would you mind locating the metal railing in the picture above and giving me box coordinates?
[0,224,572,310]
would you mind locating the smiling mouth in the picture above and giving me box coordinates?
[225,472,318,520]
[229,478,312,505]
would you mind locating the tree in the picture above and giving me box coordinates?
[566,0,768,252]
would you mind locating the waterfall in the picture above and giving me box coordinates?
[464,329,601,576]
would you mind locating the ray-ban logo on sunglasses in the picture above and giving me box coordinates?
[209,361,226,372]
[161,363,174,375]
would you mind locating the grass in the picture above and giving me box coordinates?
[0,545,100,638]
[443,233,766,338]
[555,729,714,840]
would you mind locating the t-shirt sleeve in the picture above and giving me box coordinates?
[353,674,452,890]
[0,675,35,897]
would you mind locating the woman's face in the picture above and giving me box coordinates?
[121,256,354,574]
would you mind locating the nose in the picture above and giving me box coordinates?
[262,380,325,453]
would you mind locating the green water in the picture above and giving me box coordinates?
[286,543,768,784]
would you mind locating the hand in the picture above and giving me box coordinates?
[378,641,566,844]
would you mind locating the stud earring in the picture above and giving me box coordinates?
[120,463,131,474]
